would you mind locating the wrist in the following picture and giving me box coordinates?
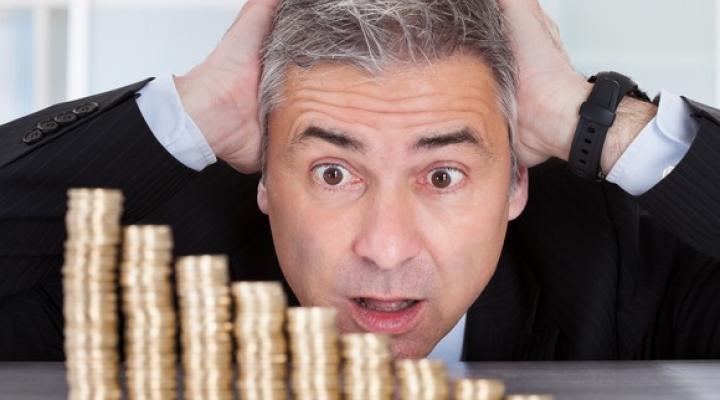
[600,97,657,174]
[546,80,593,162]
[174,69,243,160]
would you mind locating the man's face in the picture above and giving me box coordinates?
[258,53,528,358]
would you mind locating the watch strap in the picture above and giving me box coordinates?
[568,71,650,180]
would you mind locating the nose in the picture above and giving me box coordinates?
[352,188,422,270]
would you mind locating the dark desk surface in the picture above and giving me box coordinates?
[1,361,718,399]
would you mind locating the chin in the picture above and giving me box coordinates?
[390,336,434,359]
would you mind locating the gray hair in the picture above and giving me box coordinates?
[259,0,518,191]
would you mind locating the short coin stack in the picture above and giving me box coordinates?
[63,188,123,400]
[120,225,176,399]
[176,255,233,400]
[454,379,505,400]
[232,281,288,400]
[287,307,341,400]
[341,333,394,400]
[395,359,449,400]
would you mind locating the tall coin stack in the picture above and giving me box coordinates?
[232,282,288,400]
[395,359,449,400]
[453,379,505,400]
[176,255,233,400]
[341,333,394,400]
[287,307,341,400]
[63,188,123,400]
[120,225,176,400]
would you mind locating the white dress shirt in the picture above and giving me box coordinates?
[135,75,701,360]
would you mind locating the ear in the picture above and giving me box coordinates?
[257,179,269,215]
[508,166,529,221]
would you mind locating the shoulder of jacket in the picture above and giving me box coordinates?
[682,96,720,125]
[0,78,154,169]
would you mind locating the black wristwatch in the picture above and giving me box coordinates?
[568,71,650,180]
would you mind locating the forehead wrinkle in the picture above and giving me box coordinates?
[288,89,450,115]
[279,105,502,159]
[289,99,501,146]
[286,94,495,120]
[286,80,494,116]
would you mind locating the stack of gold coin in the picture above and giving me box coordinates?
[395,359,449,400]
[63,188,123,400]
[453,379,505,400]
[232,281,288,400]
[176,255,233,400]
[341,333,394,400]
[120,225,176,399]
[287,307,341,400]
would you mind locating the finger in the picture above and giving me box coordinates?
[496,0,542,16]
[224,0,281,54]
[500,0,559,56]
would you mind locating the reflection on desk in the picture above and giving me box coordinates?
[0,361,718,399]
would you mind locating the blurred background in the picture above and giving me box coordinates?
[0,0,716,124]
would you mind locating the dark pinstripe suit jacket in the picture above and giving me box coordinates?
[1,80,719,361]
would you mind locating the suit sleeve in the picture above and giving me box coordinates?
[0,79,198,360]
[626,98,720,358]
[636,98,720,259]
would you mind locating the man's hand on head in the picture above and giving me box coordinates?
[499,0,657,172]
[174,0,281,174]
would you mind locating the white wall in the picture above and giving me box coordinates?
[0,9,34,121]
[88,7,235,94]
[542,0,716,104]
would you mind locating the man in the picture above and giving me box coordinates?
[0,0,718,361]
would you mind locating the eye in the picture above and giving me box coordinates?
[311,164,356,188]
[426,167,465,190]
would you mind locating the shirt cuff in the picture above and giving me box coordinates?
[606,90,699,196]
[135,75,216,171]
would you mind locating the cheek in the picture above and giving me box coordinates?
[265,178,355,304]
[420,185,510,313]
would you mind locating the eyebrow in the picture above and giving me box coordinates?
[291,125,487,153]
[413,128,484,151]
[292,126,365,152]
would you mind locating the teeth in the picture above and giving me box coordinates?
[356,298,417,312]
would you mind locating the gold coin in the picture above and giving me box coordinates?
[64,235,122,246]
[64,245,118,261]
[65,216,121,229]
[236,349,287,362]
[62,264,117,274]
[122,297,174,305]
[234,316,285,333]
[120,262,173,271]
[287,307,337,322]
[180,389,233,400]
[67,187,123,198]
[176,255,229,276]
[63,261,117,273]
[64,335,119,348]
[121,252,173,264]
[123,224,172,240]
[454,379,505,400]
[341,332,391,346]
[180,307,232,318]
[176,286,231,297]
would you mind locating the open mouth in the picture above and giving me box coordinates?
[349,297,425,334]
[354,298,420,312]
